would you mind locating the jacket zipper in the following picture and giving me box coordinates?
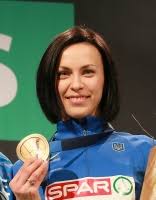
[83,129,87,136]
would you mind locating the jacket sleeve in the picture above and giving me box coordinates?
[0,152,13,200]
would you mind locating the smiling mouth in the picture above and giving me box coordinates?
[66,96,90,104]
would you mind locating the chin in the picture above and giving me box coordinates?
[65,108,97,119]
[67,112,96,120]
[67,112,88,119]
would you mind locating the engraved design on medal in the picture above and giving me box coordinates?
[16,133,49,162]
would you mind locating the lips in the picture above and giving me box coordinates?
[66,96,90,104]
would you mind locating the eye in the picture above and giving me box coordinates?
[83,69,95,77]
[57,70,70,79]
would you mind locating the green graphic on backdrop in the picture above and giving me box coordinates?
[0,1,74,140]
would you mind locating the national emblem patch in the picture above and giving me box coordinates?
[112,142,125,152]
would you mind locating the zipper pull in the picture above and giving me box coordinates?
[83,129,87,136]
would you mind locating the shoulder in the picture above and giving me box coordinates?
[113,131,154,149]
[112,131,154,170]
[0,152,12,165]
[0,152,12,179]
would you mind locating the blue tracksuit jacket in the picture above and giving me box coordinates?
[13,116,155,200]
[0,152,12,200]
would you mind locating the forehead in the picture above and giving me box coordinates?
[59,42,103,67]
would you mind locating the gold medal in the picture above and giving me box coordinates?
[16,133,49,162]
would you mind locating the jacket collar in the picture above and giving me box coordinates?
[54,116,107,140]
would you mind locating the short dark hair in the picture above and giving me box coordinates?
[36,26,120,123]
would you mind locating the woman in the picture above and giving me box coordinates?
[10,26,155,200]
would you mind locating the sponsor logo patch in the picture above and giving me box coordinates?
[45,175,135,200]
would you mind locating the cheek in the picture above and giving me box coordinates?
[92,78,104,103]
[57,81,65,97]
[87,76,104,93]
[56,81,63,104]
[97,74,105,91]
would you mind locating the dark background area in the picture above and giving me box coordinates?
[2,0,156,161]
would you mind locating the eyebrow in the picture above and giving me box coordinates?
[58,64,97,70]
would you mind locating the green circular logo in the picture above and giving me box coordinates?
[113,176,133,195]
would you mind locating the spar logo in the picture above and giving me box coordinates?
[45,176,135,200]
[113,176,133,195]
[46,177,112,199]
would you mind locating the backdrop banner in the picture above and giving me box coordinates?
[0,1,74,160]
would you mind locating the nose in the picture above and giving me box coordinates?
[70,74,84,91]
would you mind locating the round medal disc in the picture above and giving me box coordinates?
[16,133,49,162]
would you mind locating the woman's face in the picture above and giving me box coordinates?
[57,42,104,119]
